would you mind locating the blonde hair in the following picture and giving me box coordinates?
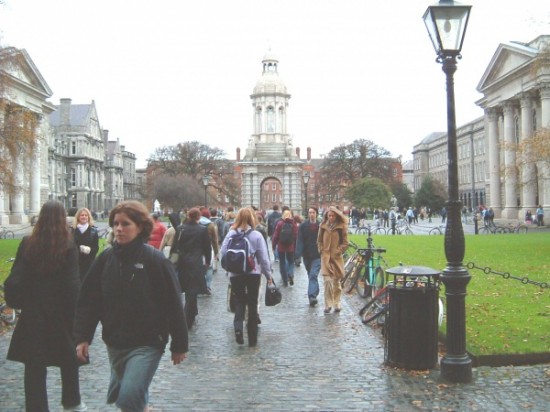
[232,208,256,230]
[282,210,293,220]
[73,207,95,228]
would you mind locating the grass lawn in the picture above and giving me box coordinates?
[347,232,549,358]
[1,234,548,358]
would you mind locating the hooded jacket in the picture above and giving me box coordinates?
[317,207,349,279]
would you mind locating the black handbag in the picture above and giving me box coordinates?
[265,281,282,307]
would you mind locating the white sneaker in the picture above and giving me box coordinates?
[64,402,87,411]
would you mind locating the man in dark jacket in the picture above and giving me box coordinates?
[295,206,321,306]
[267,205,282,262]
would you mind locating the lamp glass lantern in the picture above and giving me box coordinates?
[303,172,310,216]
[202,175,210,207]
[423,0,471,58]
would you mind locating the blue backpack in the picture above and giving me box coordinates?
[221,229,255,274]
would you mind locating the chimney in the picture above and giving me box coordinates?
[307,147,311,161]
[236,147,241,162]
[60,98,71,126]
[296,147,300,158]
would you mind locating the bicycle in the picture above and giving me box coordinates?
[341,228,387,299]
[428,225,445,235]
[360,273,445,328]
[0,226,15,239]
[0,258,18,325]
[97,226,112,239]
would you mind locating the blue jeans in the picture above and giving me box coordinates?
[278,251,295,284]
[304,257,321,299]
[205,266,213,291]
[107,345,163,412]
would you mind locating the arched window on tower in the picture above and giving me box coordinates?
[256,107,262,133]
[267,107,275,132]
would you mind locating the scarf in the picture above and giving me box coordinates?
[77,223,89,234]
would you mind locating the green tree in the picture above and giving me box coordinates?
[318,139,395,199]
[414,176,447,212]
[346,177,391,210]
[389,182,413,211]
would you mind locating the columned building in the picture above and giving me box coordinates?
[238,51,305,214]
[476,35,550,219]
[0,47,55,224]
[413,35,550,219]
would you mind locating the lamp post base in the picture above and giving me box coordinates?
[440,354,473,383]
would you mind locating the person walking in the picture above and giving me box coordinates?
[267,205,282,262]
[174,207,212,329]
[147,213,166,249]
[295,206,321,307]
[159,212,181,259]
[220,208,273,347]
[536,205,544,226]
[72,207,99,281]
[5,200,86,412]
[73,200,188,412]
[317,206,349,314]
[272,209,298,287]
[199,207,219,294]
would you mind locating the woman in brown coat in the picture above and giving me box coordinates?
[317,206,349,314]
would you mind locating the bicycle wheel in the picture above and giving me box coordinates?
[478,226,490,235]
[429,227,441,235]
[361,289,388,325]
[370,267,385,299]
[2,230,14,239]
[374,227,386,235]
[402,227,413,235]
[342,262,362,294]
[0,303,17,325]
[355,265,372,298]
[516,224,528,234]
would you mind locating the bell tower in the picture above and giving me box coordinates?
[239,51,304,212]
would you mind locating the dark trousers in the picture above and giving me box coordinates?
[230,275,261,345]
[24,362,81,411]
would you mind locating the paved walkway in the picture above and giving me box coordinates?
[0,259,549,411]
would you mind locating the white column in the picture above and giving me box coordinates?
[10,153,27,224]
[502,102,517,219]
[539,86,550,208]
[520,95,536,216]
[487,109,501,214]
[29,139,41,216]
[0,188,9,225]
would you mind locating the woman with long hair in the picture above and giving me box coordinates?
[74,200,188,412]
[221,207,273,347]
[72,207,99,280]
[6,200,86,411]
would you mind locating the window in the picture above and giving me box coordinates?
[70,168,76,187]
[272,183,277,190]
[71,141,76,155]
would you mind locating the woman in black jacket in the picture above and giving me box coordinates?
[72,207,99,280]
[74,201,188,412]
[5,200,86,411]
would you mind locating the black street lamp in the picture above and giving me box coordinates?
[423,0,472,383]
[202,175,210,207]
[303,171,310,216]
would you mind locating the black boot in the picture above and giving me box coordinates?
[247,323,258,347]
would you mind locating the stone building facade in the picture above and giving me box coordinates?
[0,47,136,222]
[236,51,306,215]
[413,35,550,219]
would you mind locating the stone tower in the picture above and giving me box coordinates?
[239,51,304,213]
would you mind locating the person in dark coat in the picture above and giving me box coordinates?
[72,207,99,281]
[295,206,321,306]
[174,207,212,329]
[272,210,299,286]
[74,200,188,412]
[5,200,86,411]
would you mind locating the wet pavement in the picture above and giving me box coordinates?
[0,251,549,411]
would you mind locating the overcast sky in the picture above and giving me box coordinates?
[1,1,549,168]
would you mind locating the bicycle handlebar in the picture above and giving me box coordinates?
[358,247,386,254]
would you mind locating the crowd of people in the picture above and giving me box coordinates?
[4,199,355,411]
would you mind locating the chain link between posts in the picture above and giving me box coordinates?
[467,262,548,289]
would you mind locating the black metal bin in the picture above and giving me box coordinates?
[384,266,440,370]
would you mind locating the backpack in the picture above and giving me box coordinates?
[278,221,295,246]
[221,229,255,274]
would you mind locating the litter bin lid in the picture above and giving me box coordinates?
[386,265,440,277]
